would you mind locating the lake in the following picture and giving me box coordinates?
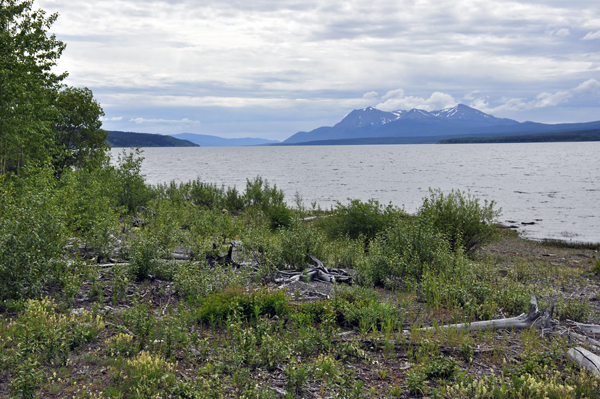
[111,142,600,243]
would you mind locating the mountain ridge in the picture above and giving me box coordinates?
[283,104,600,144]
[170,133,280,147]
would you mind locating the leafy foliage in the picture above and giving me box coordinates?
[51,86,107,174]
[418,188,501,255]
[0,0,67,174]
[319,199,405,243]
[0,169,67,300]
[358,217,456,287]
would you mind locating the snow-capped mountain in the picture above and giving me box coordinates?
[284,104,521,144]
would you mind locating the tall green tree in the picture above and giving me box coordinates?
[0,0,67,174]
[52,86,108,174]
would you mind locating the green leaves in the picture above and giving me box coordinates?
[52,87,107,174]
[419,188,501,256]
[0,0,67,174]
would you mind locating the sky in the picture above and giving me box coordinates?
[38,0,600,141]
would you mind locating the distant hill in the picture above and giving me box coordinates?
[438,129,600,144]
[282,104,600,144]
[170,133,280,147]
[107,131,198,147]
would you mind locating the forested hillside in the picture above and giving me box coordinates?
[107,131,198,147]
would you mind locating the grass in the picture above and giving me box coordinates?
[2,177,600,398]
[540,238,600,251]
[1,232,599,398]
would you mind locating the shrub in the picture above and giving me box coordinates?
[4,298,104,367]
[357,217,456,287]
[418,188,501,256]
[58,166,121,260]
[425,355,458,380]
[276,221,327,269]
[243,176,292,229]
[318,199,405,243]
[0,170,68,300]
[119,351,176,398]
[173,262,247,302]
[331,285,401,329]
[194,285,289,326]
[114,149,152,214]
[555,298,590,322]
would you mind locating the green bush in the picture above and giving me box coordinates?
[358,218,455,287]
[173,262,247,302]
[424,355,458,380]
[418,188,501,256]
[318,199,405,243]
[114,149,152,214]
[243,176,292,229]
[0,170,68,300]
[58,166,121,260]
[276,221,327,269]
[555,298,590,322]
[194,285,289,326]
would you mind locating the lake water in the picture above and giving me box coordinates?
[111,142,600,243]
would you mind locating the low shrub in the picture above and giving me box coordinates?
[318,199,406,243]
[195,285,289,326]
[0,170,68,300]
[276,221,327,269]
[357,217,456,287]
[418,188,501,256]
[2,298,104,367]
[173,262,247,302]
[555,298,590,322]
[425,355,458,381]
[118,351,177,398]
[243,176,293,230]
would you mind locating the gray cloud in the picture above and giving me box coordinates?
[37,0,600,138]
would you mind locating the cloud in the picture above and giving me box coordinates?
[554,28,570,37]
[583,31,600,40]
[129,117,201,125]
[100,116,122,121]
[534,91,572,108]
[469,79,600,114]
[34,0,600,137]
[463,90,481,101]
[573,79,600,94]
[376,90,457,111]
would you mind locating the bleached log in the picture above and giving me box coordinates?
[568,347,600,377]
[568,331,600,353]
[424,293,556,332]
[569,321,600,335]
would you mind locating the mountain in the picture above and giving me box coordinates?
[170,133,280,147]
[282,104,600,144]
[107,131,198,147]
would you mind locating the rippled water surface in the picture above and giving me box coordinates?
[112,142,600,242]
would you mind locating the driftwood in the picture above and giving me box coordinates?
[568,331,600,353]
[274,255,352,285]
[568,347,600,377]
[568,321,600,335]
[425,293,557,332]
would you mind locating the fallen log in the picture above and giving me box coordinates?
[568,347,600,377]
[568,321,600,336]
[273,255,352,285]
[424,293,557,332]
[568,331,600,353]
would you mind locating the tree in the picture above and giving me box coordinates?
[52,86,108,174]
[0,0,66,174]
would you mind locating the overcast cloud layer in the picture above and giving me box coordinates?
[39,0,600,140]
